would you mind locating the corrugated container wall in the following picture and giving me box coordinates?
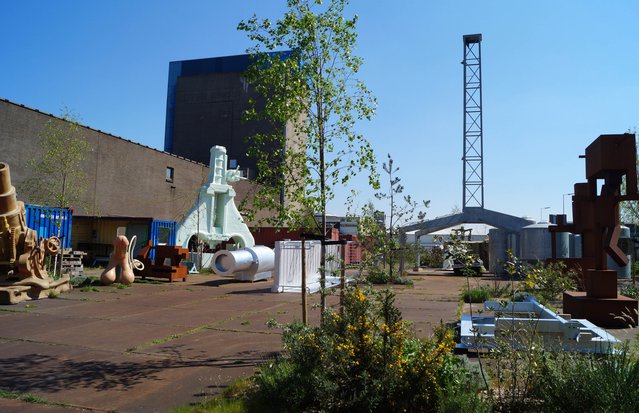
[25,205,72,249]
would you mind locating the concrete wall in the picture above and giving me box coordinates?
[1,99,206,221]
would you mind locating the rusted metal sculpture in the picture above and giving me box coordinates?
[0,162,70,304]
[549,134,639,327]
[134,244,189,282]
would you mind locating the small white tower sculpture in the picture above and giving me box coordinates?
[176,146,255,250]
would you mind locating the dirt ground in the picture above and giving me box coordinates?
[0,269,468,413]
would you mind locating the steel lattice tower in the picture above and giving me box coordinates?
[462,34,484,209]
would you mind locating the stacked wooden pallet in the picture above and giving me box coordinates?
[62,250,86,277]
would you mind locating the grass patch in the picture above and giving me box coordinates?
[70,275,101,287]
[0,307,30,313]
[620,284,639,299]
[47,290,59,299]
[462,287,490,303]
[79,286,100,293]
[170,377,252,413]
[114,283,130,289]
[0,388,71,408]
[127,325,210,352]
[134,278,164,285]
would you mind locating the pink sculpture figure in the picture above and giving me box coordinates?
[101,235,135,285]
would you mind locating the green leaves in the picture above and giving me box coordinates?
[238,0,377,231]
[20,108,91,209]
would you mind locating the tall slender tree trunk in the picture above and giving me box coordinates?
[319,127,327,322]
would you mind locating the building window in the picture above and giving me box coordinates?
[166,167,174,183]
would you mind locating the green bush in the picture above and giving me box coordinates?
[463,288,490,303]
[365,269,413,286]
[392,276,414,286]
[420,247,445,268]
[504,251,578,303]
[620,283,639,299]
[534,347,639,412]
[248,287,466,412]
[366,268,390,284]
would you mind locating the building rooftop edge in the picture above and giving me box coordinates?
[1,97,207,167]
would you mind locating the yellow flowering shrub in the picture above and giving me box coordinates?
[254,287,463,412]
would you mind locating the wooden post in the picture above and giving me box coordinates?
[301,237,307,325]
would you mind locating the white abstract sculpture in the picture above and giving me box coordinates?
[176,146,255,250]
[212,246,274,281]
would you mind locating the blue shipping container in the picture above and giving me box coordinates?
[24,205,73,249]
[149,220,177,260]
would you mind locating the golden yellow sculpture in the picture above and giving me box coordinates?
[0,162,71,304]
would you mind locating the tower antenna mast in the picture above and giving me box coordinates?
[462,34,484,210]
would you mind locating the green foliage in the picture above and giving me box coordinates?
[365,267,390,284]
[534,347,639,412]
[421,247,445,268]
[79,286,100,292]
[436,375,492,413]
[391,276,414,286]
[620,283,639,299]
[20,108,91,209]
[365,269,414,286]
[461,280,513,303]
[248,287,463,412]
[504,251,578,303]
[0,388,69,408]
[170,377,252,413]
[70,276,101,287]
[373,154,429,278]
[438,227,482,276]
[462,287,490,304]
[238,0,378,230]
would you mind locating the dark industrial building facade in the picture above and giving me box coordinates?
[164,54,290,179]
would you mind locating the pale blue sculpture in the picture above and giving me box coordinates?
[176,146,255,250]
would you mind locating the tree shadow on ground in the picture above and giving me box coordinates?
[0,349,274,394]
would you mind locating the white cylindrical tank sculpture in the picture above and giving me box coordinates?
[607,226,632,279]
[520,222,553,262]
[488,229,508,275]
[212,246,275,282]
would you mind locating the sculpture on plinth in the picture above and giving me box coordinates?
[549,134,639,327]
[0,162,71,304]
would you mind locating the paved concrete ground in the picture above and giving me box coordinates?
[0,271,468,413]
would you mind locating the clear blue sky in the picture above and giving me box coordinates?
[2,1,638,223]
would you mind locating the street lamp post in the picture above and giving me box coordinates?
[563,193,574,216]
[540,206,550,222]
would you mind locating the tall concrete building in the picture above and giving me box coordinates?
[164,54,290,179]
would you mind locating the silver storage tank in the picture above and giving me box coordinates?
[555,231,570,258]
[520,222,553,262]
[489,228,508,275]
[572,234,582,258]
